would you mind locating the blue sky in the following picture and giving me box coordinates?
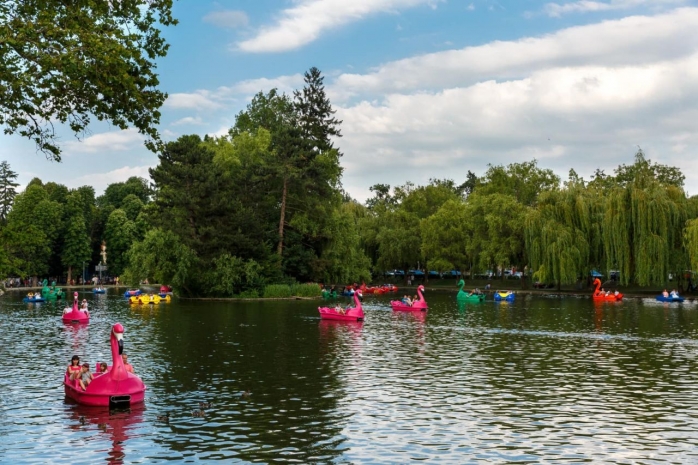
[3,0,698,200]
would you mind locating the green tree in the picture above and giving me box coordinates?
[316,201,372,283]
[103,209,136,277]
[123,228,196,293]
[61,192,91,283]
[0,160,19,223]
[421,199,470,274]
[0,0,177,159]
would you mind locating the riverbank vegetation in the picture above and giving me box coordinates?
[1,68,697,296]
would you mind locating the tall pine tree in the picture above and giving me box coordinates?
[0,161,19,224]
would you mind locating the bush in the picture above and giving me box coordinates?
[263,283,321,298]
[290,283,322,297]
[263,284,292,298]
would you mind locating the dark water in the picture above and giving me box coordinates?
[1,289,697,464]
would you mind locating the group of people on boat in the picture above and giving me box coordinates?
[400,294,420,306]
[662,289,680,298]
[595,287,620,297]
[66,353,134,391]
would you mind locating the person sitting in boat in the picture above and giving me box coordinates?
[122,354,134,374]
[670,289,679,298]
[412,294,419,305]
[98,362,108,374]
[66,355,82,377]
[148,292,155,302]
[73,363,93,391]
[334,304,345,315]
[34,291,41,298]
[27,292,34,298]
[605,290,610,296]
[662,289,669,298]
[80,299,88,311]
[468,288,481,296]
[614,290,619,296]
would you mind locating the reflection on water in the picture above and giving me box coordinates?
[1,290,698,463]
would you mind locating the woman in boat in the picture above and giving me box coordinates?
[66,355,82,377]
[662,289,669,298]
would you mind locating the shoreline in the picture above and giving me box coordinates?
[2,284,694,302]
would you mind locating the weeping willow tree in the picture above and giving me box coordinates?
[603,182,687,286]
[684,218,698,272]
[525,189,591,288]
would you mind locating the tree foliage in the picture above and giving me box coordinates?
[0,0,177,160]
[0,160,18,223]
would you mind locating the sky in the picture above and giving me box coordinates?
[3,0,698,201]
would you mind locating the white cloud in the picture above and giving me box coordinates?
[225,74,306,97]
[171,116,204,126]
[65,129,143,154]
[237,0,444,53]
[165,91,223,110]
[322,8,698,200]
[543,0,688,18]
[332,7,698,98]
[203,10,249,28]
[73,166,153,195]
[207,126,231,138]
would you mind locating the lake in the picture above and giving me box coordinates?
[1,288,697,463]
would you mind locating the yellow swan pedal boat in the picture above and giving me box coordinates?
[129,294,171,305]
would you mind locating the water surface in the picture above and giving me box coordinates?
[0,289,697,463]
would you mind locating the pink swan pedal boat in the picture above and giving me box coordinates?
[319,291,364,321]
[62,294,89,324]
[64,322,146,407]
[390,285,428,311]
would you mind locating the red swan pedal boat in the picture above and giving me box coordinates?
[62,292,89,324]
[391,285,428,311]
[64,322,146,407]
[592,278,623,301]
[319,291,364,321]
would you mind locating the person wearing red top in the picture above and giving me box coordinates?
[66,355,81,376]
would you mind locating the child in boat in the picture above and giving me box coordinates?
[334,304,345,314]
[662,289,669,298]
[412,295,419,305]
[80,299,88,311]
[66,355,81,377]
[122,354,134,373]
[99,362,108,373]
[75,363,93,390]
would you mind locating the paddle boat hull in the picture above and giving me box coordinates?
[63,309,89,324]
[318,307,364,321]
[93,288,106,294]
[64,373,145,407]
[458,293,485,302]
[390,301,427,311]
[23,296,46,303]
[123,289,142,297]
[656,295,684,303]
[592,293,623,301]
[129,294,171,304]
[494,292,515,302]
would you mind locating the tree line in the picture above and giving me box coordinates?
[2,69,698,296]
